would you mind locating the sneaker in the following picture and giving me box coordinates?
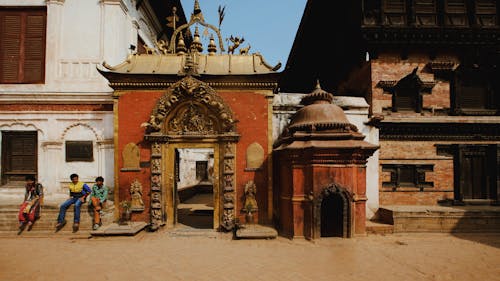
[72,223,79,232]
[92,223,100,230]
[27,221,34,231]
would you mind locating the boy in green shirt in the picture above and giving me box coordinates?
[88,176,109,230]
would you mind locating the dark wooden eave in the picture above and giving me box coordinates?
[279,0,500,96]
[279,1,366,96]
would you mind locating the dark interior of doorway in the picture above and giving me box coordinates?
[321,193,344,237]
[177,184,214,229]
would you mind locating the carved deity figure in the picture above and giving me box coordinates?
[243,180,258,213]
[130,179,145,211]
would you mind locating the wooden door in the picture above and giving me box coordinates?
[1,131,37,185]
[458,145,489,200]
[196,161,208,181]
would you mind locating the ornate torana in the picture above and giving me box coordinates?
[144,76,236,134]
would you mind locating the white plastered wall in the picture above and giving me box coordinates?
[0,0,162,201]
[0,112,113,198]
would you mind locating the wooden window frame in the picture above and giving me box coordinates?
[0,7,46,84]
[382,164,434,191]
[451,66,498,115]
[382,0,407,26]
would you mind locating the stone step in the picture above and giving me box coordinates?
[366,220,394,235]
[378,205,500,233]
[0,203,116,232]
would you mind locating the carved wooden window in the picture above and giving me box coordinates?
[415,0,437,26]
[362,0,381,25]
[394,87,419,111]
[383,0,406,25]
[65,141,94,162]
[444,0,469,26]
[475,0,497,27]
[0,8,46,83]
[452,66,497,115]
[382,164,434,190]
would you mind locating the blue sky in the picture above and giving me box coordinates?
[179,0,306,68]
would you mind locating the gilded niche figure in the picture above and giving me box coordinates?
[130,179,145,211]
[244,180,258,212]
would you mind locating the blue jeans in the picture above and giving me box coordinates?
[57,197,83,223]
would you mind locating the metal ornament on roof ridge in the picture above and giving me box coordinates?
[168,0,226,53]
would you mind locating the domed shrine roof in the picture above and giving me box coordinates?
[274,81,378,151]
[287,81,358,134]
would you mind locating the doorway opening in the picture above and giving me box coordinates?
[320,193,344,237]
[175,148,215,229]
[314,183,352,238]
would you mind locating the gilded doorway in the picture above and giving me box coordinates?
[166,144,218,229]
[144,76,240,231]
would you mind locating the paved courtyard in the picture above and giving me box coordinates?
[0,231,499,281]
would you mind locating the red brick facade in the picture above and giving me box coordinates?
[115,87,272,225]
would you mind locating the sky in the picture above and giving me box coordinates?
[179,0,306,69]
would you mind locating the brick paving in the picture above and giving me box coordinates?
[0,231,499,281]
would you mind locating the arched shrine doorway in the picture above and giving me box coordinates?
[315,183,353,238]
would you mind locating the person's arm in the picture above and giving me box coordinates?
[99,186,109,203]
[37,184,44,205]
[81,183,91,202]
[23,186,28,202]
[87,185,95,205]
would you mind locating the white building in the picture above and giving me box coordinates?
[0,0,186,200]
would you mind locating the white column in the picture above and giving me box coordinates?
[97,139,114,189]
[100,0,129,65]
[40,141,63,196]
[45,0,65,85]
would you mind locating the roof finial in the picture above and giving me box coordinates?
[192,0,204,22]
[166,6,179,53]
[300,79,334,105]
[315,79,321,90]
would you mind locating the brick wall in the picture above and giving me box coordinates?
[116,88,272,224]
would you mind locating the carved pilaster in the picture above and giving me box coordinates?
[221,142,236,231]
[149,142,164,230]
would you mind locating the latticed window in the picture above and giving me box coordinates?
[444,0,469,26]
[0,7,46,83]
[475,0,498,27]
[415,0,437,26]
[394,88,418,111]
[382,164,434,190]
[452,66,497,114]
[383,0,406,25]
